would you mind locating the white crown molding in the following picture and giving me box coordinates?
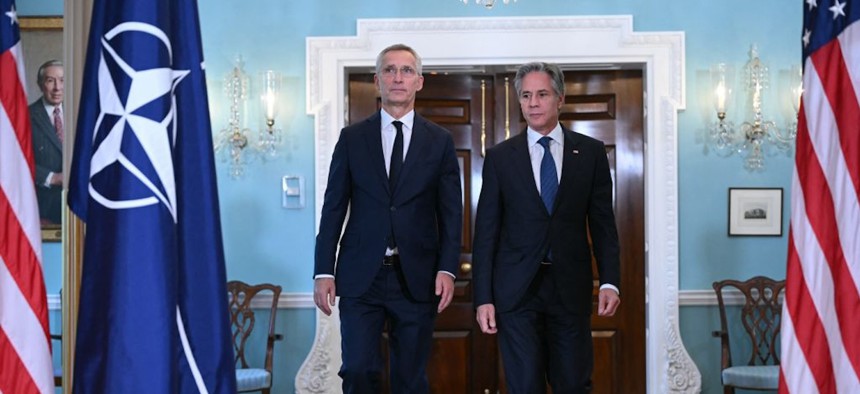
[302,15,694,393]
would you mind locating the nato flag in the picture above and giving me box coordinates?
[67,0,237,392]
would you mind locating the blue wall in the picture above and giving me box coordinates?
[23,0,801,392]
[198,0,799,292]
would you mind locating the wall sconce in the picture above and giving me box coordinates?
[708,45,801,172]
[213,57,284,179]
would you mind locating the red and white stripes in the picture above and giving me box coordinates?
[780,19,860,394]
[0,40,54,394]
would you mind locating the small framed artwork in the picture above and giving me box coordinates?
[728,188,784,236]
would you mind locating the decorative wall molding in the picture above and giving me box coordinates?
[46,290,747,311]
[45,292,315,310]
[302,15,695,393]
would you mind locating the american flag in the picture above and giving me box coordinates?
[0,0,55,393]
[779,0,860,393]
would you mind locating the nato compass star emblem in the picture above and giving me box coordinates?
[88,22,189,222]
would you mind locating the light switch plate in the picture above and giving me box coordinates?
[282,175,305,209]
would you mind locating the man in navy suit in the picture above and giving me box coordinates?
[473,62,621,394]
[29,60,65,225]
[314,44,462,394]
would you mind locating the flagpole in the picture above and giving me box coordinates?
[62,0,94,392]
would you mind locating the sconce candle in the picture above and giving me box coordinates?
[262,70,280,123]
[791,65,803,113]
[711,63,732,115]
[257,70,283,159]
[715,81,727,113]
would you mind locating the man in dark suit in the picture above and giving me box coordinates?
[473,62,621,394]
[29,59,65,225]
[313,44,462,394]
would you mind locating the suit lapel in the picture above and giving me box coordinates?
[35,105,62,151]
[510,132,547,215]
[554,127,581,212]
[362,112,390,193]
[394,115,429,193]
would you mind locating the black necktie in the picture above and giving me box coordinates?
[390,120,404,190]
[388,121,404,250]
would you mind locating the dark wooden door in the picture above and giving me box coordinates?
[347,68,644,394]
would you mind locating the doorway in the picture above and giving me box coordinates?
[347,67,645,393]
[298,16,696,394]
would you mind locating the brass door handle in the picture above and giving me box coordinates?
[460,262,472,273]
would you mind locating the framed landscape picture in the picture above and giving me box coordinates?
[728,188,784,236]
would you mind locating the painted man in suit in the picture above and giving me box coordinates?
[473,62,621,394]
[29,60,65,225]
[313,44,462,394]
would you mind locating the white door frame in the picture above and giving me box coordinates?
[299,15,699,393]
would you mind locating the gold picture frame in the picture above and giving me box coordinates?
[20,16,64,242]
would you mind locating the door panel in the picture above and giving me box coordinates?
[347,69,644,394]
[562,70,645,394]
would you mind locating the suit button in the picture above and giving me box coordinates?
[390,206,396,211]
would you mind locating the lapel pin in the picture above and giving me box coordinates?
[572,149,580,154]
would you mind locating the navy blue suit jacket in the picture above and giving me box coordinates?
[473,127,620,314]
[315,111,462,302]
[29,99,63,224]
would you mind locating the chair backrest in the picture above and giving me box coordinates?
[226,281,282,371]
[713,276,785,367]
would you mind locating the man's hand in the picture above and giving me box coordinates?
[435,272,455,313]
[50,172,63,187]
[476,304,497,334]
[313,278,336,316]
[597,288,620,317]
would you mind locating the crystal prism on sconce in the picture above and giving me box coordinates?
[213,56,284,179]
[214,56,252,178]
[709,45,800,172]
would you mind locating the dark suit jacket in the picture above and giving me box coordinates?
[29,99,63,224]
[315,111,462,302]
[473,127,620,314]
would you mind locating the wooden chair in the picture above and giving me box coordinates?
[712,276,785,394]
[227,281,283,394]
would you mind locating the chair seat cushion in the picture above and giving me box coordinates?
[236,368,271,392]
[722,365,779,389]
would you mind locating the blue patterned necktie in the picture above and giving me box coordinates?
[538,136,558,213]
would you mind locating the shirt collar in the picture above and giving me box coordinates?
[41,97,61,113]
[527,123,563,147]
[381,109,415,131]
